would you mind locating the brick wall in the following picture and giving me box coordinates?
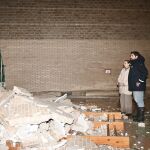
[0,1,150,39]
[0,0,150,93]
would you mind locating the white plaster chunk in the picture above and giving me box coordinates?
[0,144,8,150]
[95,113,108,121]
[61,99,73,105]
[138,123,145,127]
[0,91,15,107]
[1,93,74,126]
[39,122,49,132]
[65,136,98,150]
[13,86,33,97]
[71,114,93,132]
[15,124,38,139]
[3,95,51,126]
[70,110,81,121]
[98,125,108,136]
[22,132,57,149]
[80,106,87,111]
[54,93,67,102]
[88,124,107,136]
[51,111,74,124]
[91,108,102,112]
[21,134,42,148]
[58,106,74,114]
[49,120,66,140]
[64,124,71,134]
[34,139,67,150]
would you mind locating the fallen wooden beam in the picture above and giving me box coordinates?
[84,136,130,148]
[6,140,22,150]
[67,136,130,148]
[93,121,124,130]
[84,112,124,120]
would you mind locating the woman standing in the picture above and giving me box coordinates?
[118,60,132,115]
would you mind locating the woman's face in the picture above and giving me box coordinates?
[124,61,130,69]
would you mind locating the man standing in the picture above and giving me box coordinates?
[128,51,148,122]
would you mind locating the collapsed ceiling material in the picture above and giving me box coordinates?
[0,86,128,150]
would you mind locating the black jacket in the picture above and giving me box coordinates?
[128,55,148,91]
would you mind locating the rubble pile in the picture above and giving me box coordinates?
[0,86,127,150]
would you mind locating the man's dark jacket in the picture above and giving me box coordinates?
[128,55,148,91]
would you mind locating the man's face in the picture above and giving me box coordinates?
[130,54,138,60]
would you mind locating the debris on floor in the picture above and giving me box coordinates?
[138,123,145,128]
[0,86,131,150]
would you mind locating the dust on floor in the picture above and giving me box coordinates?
[71,98,150,150]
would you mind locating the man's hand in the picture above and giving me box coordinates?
[136,82,141,87]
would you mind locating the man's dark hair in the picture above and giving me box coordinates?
[131,51,140,57]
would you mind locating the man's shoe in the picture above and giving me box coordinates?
[137,107,144,122]
[132,109,138,121]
